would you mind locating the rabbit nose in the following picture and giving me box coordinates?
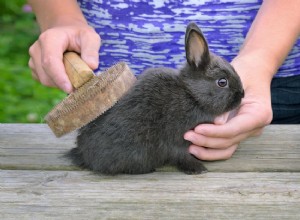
[236,89,244,99]
[241,89,245,98]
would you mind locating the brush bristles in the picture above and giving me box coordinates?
[45,62,137,137]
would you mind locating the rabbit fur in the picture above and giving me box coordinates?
[67,22,244,175]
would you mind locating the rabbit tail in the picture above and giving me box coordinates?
[65,147,86,168]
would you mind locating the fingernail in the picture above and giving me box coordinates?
[194,125,204,134]
[86,56,99,69]
[188,146,198,156]
[184,132,194,142]
[62,82,73,93]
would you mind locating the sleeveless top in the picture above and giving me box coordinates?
[77,0,300,77]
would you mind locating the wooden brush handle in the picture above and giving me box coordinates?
[63,52,95,89]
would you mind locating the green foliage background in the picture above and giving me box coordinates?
[0,1,65,123]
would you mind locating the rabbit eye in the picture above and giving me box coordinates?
[216,78,228,88]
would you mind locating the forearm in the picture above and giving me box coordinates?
[236,0,300,81]
[28,0,87,31]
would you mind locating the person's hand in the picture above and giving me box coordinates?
[184,55,274,161]
[29,22,101,93]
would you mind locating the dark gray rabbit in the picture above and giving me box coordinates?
[67,22,244,175]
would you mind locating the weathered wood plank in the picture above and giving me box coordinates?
[1,124,300,172]
[1,124,299,219]
[0,170,299,220]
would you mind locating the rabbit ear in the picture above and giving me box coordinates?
[185,23,210,68]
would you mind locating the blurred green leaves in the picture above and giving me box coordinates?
[0,0,65,123]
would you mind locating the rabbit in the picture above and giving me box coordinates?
[67,22,244,175]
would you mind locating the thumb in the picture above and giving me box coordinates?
[79,30,101,69]
[214,112,230,125]
[214,109,239,125]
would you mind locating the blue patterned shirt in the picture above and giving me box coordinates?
[77,0,300,77]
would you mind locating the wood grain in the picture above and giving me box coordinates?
[1,170,299,220]
[1,124,299,219]
[63,52,94,89]
[1,124,300,172]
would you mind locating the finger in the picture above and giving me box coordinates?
[38,31,73,93]
[185,127,262,149]
[29,43,57,88]
[195,107,267,139]
[189,144,238,161]
[214,111,230,125]
[30,62,57,88]
[79,29,101,69]
[28,58,39,81]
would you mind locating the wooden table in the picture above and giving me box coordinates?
[0,124,299,219]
